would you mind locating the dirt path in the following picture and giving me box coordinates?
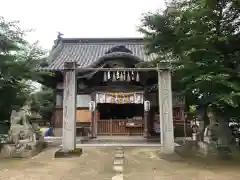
[0,147,115,180]
[124,148,240,180]
[0,147,240,180]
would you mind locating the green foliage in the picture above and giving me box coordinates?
[0,16,46,121]
[140,0,240,119]
[29,86,55,122]
[189,105,197,114]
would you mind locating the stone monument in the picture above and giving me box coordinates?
[199,109,233,159]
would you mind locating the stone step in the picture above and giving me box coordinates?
[111,174,123,180]
[113,165,124,173]
[115,150,124,154]
[115,153,124,158]
[116,147,124,150]
[114,159,124,165]
[113,146,125,174]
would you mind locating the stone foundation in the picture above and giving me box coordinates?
[54,148,83,158]
[0,141,46,158]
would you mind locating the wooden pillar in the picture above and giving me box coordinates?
[158,67,174,154]
[93,109,98,137]
[91,111,95,138]
[62,62,77,152]
[144,111,148,138]
[144,92,149,138]
[93,93,98,137]
[91,93,95,138]
[95,97,98,137]
[181,107,187,139]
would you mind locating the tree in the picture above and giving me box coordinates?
[29,86,55,123]
[140,0,240,120]
[0,16,46,121]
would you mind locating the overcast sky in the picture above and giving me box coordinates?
[2,0,165,50]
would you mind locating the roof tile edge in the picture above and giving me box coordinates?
[61,37,145,44]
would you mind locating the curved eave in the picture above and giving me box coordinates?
[76,52,143,74]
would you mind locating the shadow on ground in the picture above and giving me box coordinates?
[158,145,240,169]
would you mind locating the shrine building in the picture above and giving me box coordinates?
[41,37,187,153]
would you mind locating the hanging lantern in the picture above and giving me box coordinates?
[136,72,140,82]
[88,101,96,112]
[144,100,151,112]
[103,72,107,82]
[112,72,116,81]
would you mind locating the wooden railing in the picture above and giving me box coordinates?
[174,118,191,127]
[97,119,144,135]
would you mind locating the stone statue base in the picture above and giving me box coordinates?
[176,139,235,161]
[0,140,46,158]
[198,140,235,160]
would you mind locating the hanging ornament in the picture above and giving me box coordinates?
[103,72,107,82]
[131,71,134,81]
[116,71,120,80]
[123,71,126,81]
[136,72,140,82]
[112,72,116,81]
[127,71,131,81]
[120,71,124,81]
[107,71,111,80]
[115,93,118,103]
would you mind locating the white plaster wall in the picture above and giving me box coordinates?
[56,94,62,106]
[77,94,91,107]
[55,94,91,107]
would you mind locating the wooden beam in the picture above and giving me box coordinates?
[76,67,171,72]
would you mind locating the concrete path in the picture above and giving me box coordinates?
[0,147,240,180]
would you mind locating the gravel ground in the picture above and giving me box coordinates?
[0,147,240,180]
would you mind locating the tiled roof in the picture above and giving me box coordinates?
[44,38,156,71]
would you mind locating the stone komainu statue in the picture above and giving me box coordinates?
[1,106,44,158]
[204,119,232,147]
